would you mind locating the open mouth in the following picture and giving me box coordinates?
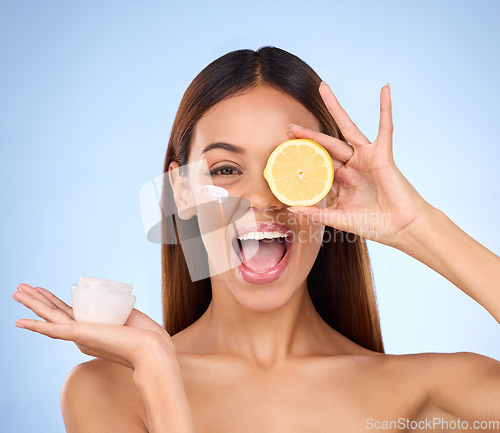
[230,223,293,275]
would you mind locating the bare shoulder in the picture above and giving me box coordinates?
[371,350,500,389]
[366,349,499,371]
[347,350,436,410]
[61,358,147,433]
[382,351,500,422]
[389,350,500,388]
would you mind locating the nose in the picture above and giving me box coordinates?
[244,171,285,213]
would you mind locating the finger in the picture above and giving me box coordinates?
[13,290,73,324]
[32,286,75,319]
[288,128,346,172]
[18,284,74,319]
[14,319,124,357]
[16,319,134,368]
[287,129,346,172]
[319,81,371,146]
[287,125,355,164]
[15,319,152,368]
[17,284,55,309]
[14,314,133,368]
[377,84,393,154]
[15,319,81,340]
[124,309,166,333]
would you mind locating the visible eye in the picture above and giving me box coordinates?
[209,165,242,176]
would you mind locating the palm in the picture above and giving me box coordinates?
[13,284,171,370]
[288,82,430,246]
[329,144,422,242]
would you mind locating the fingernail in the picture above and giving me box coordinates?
[386,82,390,89]
[15,321,25,329]
[320,81,326,87]
[288,124,303,130]
[12,293,20,302]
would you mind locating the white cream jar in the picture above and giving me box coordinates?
[72,276,136,325]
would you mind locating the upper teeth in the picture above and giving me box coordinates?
[237,231,288,241]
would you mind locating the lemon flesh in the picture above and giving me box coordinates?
[263,139,334,207]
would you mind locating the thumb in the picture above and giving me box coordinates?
[125,309,165,333]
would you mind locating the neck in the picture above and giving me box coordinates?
[191,278,344,367]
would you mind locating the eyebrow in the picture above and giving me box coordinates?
[201,142,245,155]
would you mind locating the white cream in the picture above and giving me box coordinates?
[78,276,133,294]
[198,185,228,202]
[72,277,136,325]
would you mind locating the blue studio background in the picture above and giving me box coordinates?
[2,1,499,431]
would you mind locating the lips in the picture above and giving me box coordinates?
[230,222,294,284]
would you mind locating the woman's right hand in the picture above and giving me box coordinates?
[12,284,177,372]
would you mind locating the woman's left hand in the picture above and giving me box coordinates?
[287,82,433,247]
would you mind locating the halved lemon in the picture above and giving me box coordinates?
[263,139,334,206]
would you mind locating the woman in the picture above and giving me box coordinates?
[12,46,500,432]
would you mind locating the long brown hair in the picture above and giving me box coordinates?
[162,46,384,353]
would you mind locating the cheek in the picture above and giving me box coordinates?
[195,198,253,277]
[295,222,325,250]
[196,209,232,276]
[290,221,325,275]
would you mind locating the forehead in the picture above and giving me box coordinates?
[188,84,321,161]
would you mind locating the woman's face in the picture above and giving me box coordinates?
[173,84,327,313]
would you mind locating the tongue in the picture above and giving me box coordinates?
[239,239,286,273]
